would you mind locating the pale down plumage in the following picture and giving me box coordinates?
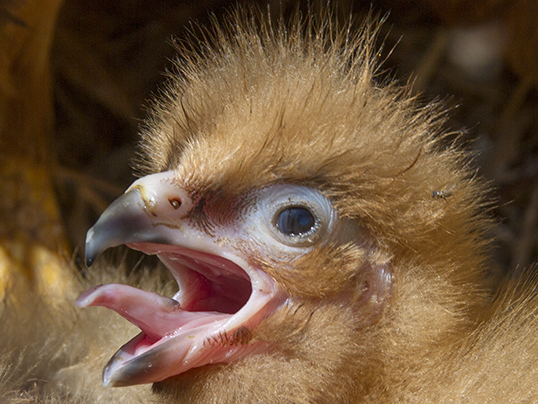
[2,9,538,404]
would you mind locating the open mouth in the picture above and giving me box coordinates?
[76,176,286,387]
[77,243,282,386]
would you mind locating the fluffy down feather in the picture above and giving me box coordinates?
[2,9,538,404]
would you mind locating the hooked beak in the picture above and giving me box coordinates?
[85,172,193,266]
[78,171,283,387]
[85,188,154,266]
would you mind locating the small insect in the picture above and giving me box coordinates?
[432,184,456,201]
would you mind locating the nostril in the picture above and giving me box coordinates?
[169,198,182,209]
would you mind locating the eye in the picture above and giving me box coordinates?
[276,206,317,237]
[248,184,335,249]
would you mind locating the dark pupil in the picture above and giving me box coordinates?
[276,207,316,236]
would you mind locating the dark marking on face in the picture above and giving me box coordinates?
[202,326,252,349]
[185,191,251,237]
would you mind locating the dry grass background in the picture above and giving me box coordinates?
[4,0,537,277]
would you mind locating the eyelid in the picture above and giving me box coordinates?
[252,184,335,248]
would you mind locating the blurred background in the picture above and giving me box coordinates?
[2,0,537,284]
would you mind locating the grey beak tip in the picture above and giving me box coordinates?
[83,189,158,269]
[85,226,97,267]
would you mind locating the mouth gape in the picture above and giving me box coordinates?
[77,243,281,387]
[157,246,253,314]
[76,173,289,386]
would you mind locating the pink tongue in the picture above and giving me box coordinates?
[76,284,218,340]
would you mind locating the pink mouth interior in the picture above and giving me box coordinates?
[161,251,252,314]
[76,246,253,352]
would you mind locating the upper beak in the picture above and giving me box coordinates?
[85,171,192,266]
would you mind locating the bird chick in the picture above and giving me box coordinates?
[76,11,498,403]
[5,9,534,404]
